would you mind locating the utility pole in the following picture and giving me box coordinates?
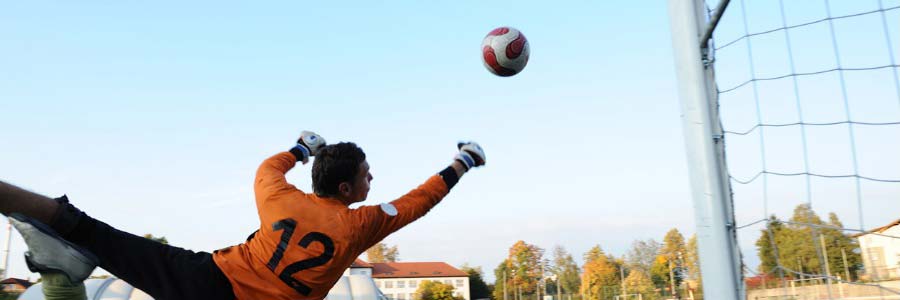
[556,278,561,300]
[819,235,833,290]
[669,259,678,299]
[539,263,544,300]
[517,284,521,300]
[504,272,508,300]
[1,220,10,279]
[620,266,626,300]
[841,248,851,282]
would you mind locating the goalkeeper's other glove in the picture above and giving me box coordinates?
[292,131,327,164]
[455,142,486,170]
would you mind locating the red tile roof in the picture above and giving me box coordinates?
[371,262,468,278]
[851,219,900,237]
[352,259,374,268]
[0,278,33,288]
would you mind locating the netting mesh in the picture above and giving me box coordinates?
[705,0,900,298]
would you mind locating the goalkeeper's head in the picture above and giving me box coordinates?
[312,142,373,205]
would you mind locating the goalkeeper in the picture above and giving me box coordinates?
[1,131,486,300]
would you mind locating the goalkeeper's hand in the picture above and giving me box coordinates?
[455,142,486,170]
[292,131,327,164]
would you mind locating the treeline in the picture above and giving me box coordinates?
[486,204,864,300]
[491,229,701,300]
[753,204,862,286]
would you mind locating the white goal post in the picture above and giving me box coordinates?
[667,0,744,299]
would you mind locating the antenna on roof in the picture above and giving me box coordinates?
[1,219,11,279]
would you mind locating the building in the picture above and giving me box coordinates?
[348,261,470,300]
[345,259,376,276]
[854,219,900,280]
[0,278,33,293]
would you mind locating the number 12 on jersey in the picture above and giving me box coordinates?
[265,218,336,296]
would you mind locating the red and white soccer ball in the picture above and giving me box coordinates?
[482,27,530,77]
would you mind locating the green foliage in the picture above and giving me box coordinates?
[647,229,686,294]
[493,259,511,300]
[551,246,581,294]
[0,290,21,300]
[143,233,168,244]
[416,280,464,300]
[755,216,785,275]
[460,264,492,300]
[754,205,862,280]
[366,242,399,263]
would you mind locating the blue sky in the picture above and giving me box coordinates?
[1,0,898,284]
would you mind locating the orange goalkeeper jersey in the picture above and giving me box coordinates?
[213,152,451,300]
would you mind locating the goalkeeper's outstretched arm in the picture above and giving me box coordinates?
[349,142,486,251]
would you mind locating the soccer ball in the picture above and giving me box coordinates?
[482,27,530,77]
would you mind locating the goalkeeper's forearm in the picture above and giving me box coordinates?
[450,161,468,179]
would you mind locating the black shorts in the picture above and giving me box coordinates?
[49,196,236,300]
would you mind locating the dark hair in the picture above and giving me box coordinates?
[312,142,366,197]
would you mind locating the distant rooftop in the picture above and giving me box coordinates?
[851,219,900,238]
[365,261,467,278]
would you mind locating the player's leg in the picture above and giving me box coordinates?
[0,180,59,225]
[51,196,235,300]
[9,214,94,300]
[41,273,89,300]
[1,181,234,300]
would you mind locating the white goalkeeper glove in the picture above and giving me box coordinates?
[455,142,486,170]
[293,130,327,164]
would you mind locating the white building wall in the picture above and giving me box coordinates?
[859,225,900,279]
[344,268,373,276]
[374,277,470,300]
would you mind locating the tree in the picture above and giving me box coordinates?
[756,215,780,274]
[580,245,620,300]
[753,205,862,280]
[461,264,492,300]
[493,259,511,300]
[660,229,686,262]
[143,233,168,244]
[824,212,862,280]
[416,280,464,300]
[625,239,661,275]
[685,234,703,299]
[507,241,544,295]
[551,246,581,295]
[623,269,657,300]
[651,229,686,295]
[366,242,399,263]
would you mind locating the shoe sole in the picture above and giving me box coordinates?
[9,213,99,282]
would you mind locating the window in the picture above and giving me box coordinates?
[397,280,406,288]
[409,280,418,288]
[386,294,394,300]
[385,281,394,289]
[444,280,452,285]
[455,279,464,288]
[409,293,416,300]
[398,293,407,300]
[376,281,382,288]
